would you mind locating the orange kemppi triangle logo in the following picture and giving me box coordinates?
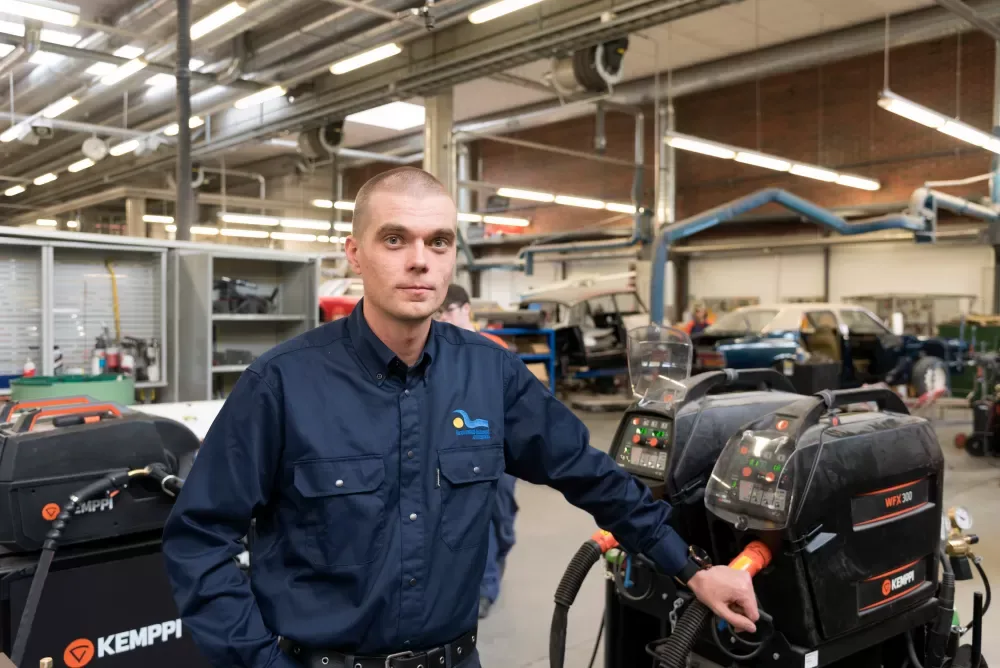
[881,579,892,597]
[41,503,60,521]
[64,638,95,668]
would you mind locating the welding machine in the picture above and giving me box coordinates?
[0,396,201,668]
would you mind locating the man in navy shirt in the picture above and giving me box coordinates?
[161,167,759,668]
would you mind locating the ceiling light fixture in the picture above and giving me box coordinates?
[166,224,177,232]
[458,213,483,223]
[66,220,79,228]
[101,58,147,86]
[109,139,140,156]
[482,215,530,227]
[554,195,605,209]
[221,228,270,238]
[468,0,545,24]
[218,212,279,226]
[191,1,247,40]
[42,96,78,119]
[5,185,26,196]
[113,45,145,59]
[0,20,80,46]
[346,101,425,130]
[164,116,204,136]
[6,0,81,27]
[312,199,333,208]
[330,43,401,75]
[0,123,28,143]
[497,187,555,203]
[333,222,353,233]
[878,90,1000,155]
[190,58,205,70]
[665,131,880,191]
[36,218,57,226]
[605,202,637,214]
[146,73,175,88]
[29,51,64,66]
[33,173,57,185]
[279,218,331,231]
[68,158,95,172]
[271,231,318,242]
[190,226,219,235]
[143,214,174,224]
[334,201,354,211]
[234,85,286,109]
[85,62,118,77]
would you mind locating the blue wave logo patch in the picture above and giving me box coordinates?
[452,410,491,440]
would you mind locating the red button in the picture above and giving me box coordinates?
[649,438,658,447]
[632,435,640,443]
[740,447,749,455]
[742,467,752,477]
[776,420,789,431]
[633,418,640,425]
[765,472,776,483]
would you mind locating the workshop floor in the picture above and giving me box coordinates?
[476,411,1000,668]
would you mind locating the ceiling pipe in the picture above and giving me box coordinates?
[933,0,1000,41]
[1,112,152,139]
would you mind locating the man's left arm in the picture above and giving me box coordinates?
[499,351,690,576]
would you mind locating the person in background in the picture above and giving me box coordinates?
[680,301,714,336]
[435,284,518,619]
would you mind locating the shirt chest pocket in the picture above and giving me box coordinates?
[438,445,505,552]
[292,455,387,567]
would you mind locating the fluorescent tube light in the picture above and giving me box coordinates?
[234,85,286,109]
[939,121,993,147]
[164,116,204,136]
[190,58,205,70]
[334,200,355,211]
[790,164,839,182]
[146,73,175,88]
[30,52,64,66]
[190,226,219,235]
[318,235,330,243]
[42,96,78,119]
[554,195,605,209]
[468,0,545,24]
[735,151,791,172]
[0,45,13,58]
[346,102,425,130]
[101,58,147,86]
[113,45,145,59]
[483,215,530,227]
[330,43,401,75]
[312,199,333,208]
[221,228,269,239]
[0,20,79,46]
[5,185,26,196]
[218,213,279,226]
[68,158,94,172]
[6,0,81,27]
[333,222,354,233]
[191,2,246,40]
[85,62,117,77]
[666,135,736,159]
[605,202,637,214]
[33,173,57,185]
[271,232,318,242]
[458,213,483,222]
[0,124,27,143]
[836,175,880,191]
[279,218,331,231]
[877,92,945,129]
[497,187,554,203]
[165,224,177,232]
[143,214,174,224]
[109,139,139,156]
[66,220,79,228]
[36,219,58,226]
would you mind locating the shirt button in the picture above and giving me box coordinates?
[409,513,417,521]
[407,450,414,458]
[376,373,384,380]
[404,389,410,396]
[409,578,417,586]
[335,479,344,487]
[473,466,480,474]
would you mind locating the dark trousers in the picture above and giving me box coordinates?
[481,473,517,603]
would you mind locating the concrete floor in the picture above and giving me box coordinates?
[477,410,1000,668]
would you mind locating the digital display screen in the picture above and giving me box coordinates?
[708,429,794,523]
[615,414,672,477]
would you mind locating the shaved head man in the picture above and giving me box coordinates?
[164,167,759,668]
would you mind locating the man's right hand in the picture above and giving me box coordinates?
[686,566,759,634]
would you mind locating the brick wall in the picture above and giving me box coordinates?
[344,32,998,239]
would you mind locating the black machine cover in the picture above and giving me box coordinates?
[705,390,944,646]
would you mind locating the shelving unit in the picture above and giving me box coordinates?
[170,248,320,402]
[488,327,557,393]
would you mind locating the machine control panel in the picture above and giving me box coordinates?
[614,413,672,478]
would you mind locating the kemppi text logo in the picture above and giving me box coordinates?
[882,569,916,598]
[62,619,182,667]
[75,497,114,515]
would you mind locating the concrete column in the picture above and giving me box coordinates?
[423,90,455,195]
[125,197,146,237]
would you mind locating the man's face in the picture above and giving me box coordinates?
[695,307,707,321]
[436,302,472,330]
[345,190,457,323]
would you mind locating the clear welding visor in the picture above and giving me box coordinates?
[627,324,693,407]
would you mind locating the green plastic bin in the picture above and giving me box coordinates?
[10,374,136,406]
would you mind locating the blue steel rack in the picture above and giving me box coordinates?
[487,328,557,394]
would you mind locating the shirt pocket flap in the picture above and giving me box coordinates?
[439,445,504,485]
[293,455,385,498]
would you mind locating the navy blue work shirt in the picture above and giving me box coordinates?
[161,300,690,668]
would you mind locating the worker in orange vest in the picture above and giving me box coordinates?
[435,284,517,619]
[679,301,715,336]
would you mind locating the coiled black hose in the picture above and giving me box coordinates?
[646,600,712,668]
[550,540,603,668]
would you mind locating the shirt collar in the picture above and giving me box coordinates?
[347,298,436,386]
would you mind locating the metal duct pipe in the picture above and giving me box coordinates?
[201,166,266,200]
[335,147,424,164]
[176,0,194,242]
[933,0,1000,41]
[909,187,1000,222]
[0,113,150,138]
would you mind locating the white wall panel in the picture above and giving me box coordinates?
[479,263,561,308]
[689,251,824,304]
[563,258,634,280]
[829,242,993,312]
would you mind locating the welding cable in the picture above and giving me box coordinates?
[924,546,956,668]
[10,464,184,666]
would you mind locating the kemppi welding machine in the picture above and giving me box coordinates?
[550,324,991,668]
[0,396,201,668]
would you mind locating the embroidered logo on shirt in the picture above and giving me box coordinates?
[452,410,491,440]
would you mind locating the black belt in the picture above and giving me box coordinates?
[279,628,477,668]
